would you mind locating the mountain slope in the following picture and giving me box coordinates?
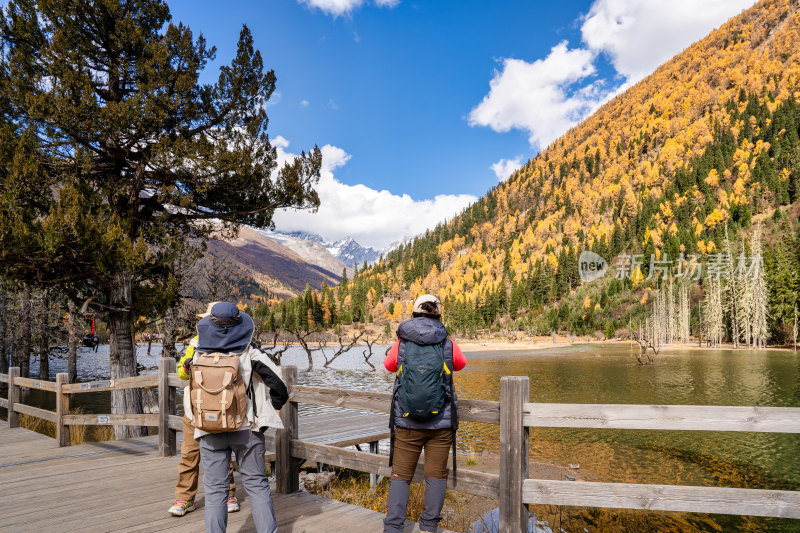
[336,0,800,337]
[254,229,350,277]
[207,226,342,297]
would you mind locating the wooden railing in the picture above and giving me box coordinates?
[3,362,800,531]
[0,358,177,454]
[272,369,800,531]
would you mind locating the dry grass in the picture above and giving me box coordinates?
[305,468,494,532]
[18,409,115,445]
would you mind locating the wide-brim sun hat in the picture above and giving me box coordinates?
[197,301,222,319]
[195,302,254,354]
[413,294,441,315]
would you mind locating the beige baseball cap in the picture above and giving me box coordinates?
[412,294,441,315]
[197,301,222,319]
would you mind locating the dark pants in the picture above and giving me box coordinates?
[199,430,277,533]
[384,428,452,532]
[390,427,452,481]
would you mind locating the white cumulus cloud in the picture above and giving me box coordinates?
[491,156,523,182]
[582,0,756,83]
[298,0,399,17]
[271,138,476,249]
[469,42,607,150]
[470,0,757,150]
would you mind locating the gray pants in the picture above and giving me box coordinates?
[199,430,277,533]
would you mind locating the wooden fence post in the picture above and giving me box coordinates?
[158,357,177,457]
[276,365,299,494]
[8,367,19,428]
[499,376,530,532]
[56,373,70,447]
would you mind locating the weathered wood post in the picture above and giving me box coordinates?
[158,357,177,457]
[56,373,70,447]
[499,376,530,532]
[276,365,299,494]
[8,366,20,428]
[369,440,379,488]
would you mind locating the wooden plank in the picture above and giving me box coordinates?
[13,402,59,423]
[0,458,165,497]
[13,376,58,392]
[0,372,8,383]
[0,459,169,506]
[290,439,500,498]
[523,403,800,433]
[167,414,183,431]
[61,373,158,393]
[276,366,299,494]
[292,385,500,423]
[291,385,392,412]
[459,398,501,424]
[158,358,177,457]
[522,479,800,519]
[500,376,529,532]
[56,373,70,447]
[167,373,183,388]
[0,397,7,409]
[63,413,158,426]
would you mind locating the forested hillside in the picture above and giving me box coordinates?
[263,0,800,344]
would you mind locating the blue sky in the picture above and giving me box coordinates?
[167,0,756,248]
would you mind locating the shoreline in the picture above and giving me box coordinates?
[453,338,798,353]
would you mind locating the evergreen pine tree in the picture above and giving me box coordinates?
[0,0,321,433]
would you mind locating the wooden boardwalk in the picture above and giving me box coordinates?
[0,420,452,532]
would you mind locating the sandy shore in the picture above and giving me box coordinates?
[453,338,797,353]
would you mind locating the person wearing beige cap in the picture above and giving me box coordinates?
[168,302,239,517]
[382,294,466,532]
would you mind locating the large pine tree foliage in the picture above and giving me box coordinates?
[0,0,321,435]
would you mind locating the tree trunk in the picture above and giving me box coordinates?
[107,271,144,438]
[161,304,178,360]
[0,279,6,373]
[67,301,78,383]
[39,290,50,380]
[20,284,32,377]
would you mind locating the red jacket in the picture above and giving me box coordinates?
[384,338,466,372]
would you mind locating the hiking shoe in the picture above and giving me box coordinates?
[227,496,240,513]
[168,499,197,517]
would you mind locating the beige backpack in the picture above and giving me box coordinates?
[189,352,248,433]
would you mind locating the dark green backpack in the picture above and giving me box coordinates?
[396,341,450,420]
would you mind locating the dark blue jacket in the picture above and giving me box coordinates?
[392,317,459,430]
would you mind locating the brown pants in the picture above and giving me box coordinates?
[391,427,453,482]
[175,416,236,501]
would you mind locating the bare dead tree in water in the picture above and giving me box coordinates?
[361,333,380,370]
[633,319,661,365]
[259,331,293,365]
[290,325,324,371]
[321,330,365,368]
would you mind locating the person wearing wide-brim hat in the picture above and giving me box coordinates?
[169,302,241,518]
[382,294,467,532]
[185,302,288,533]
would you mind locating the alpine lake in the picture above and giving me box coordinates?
[15,341,800,532]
